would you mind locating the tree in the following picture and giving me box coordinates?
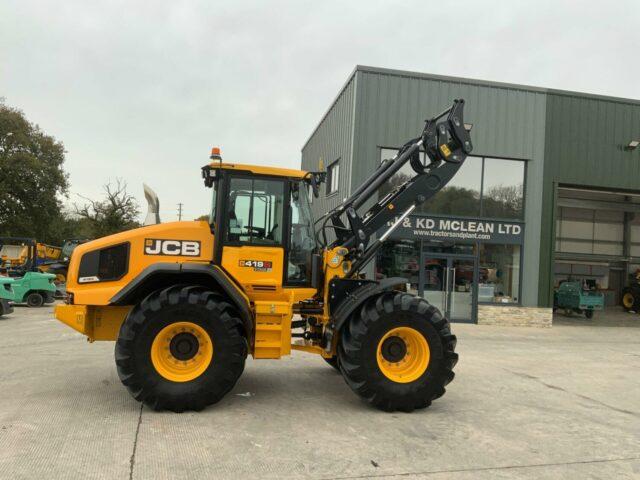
[482,184,523,219]
[0,100,69,243]
[421,186,481,217]
[75,179,141,237]
[195,214,210,222]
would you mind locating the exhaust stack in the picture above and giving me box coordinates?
[143,183,161,225]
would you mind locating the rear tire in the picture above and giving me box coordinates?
[338,292,458,412]
[26,292,44,307]
[115,285,248,412]
[585,309,594,319]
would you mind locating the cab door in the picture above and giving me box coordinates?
[219,175,286,300]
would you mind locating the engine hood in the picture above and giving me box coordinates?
[67,221,214,305]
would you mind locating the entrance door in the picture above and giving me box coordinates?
[422,257,448,313]
[421,254,477,323]
[448,258,476,322]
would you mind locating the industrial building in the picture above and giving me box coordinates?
[302,66,640,325]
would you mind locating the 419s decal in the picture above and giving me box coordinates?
[144,239,201,256]
[239,259,272,272]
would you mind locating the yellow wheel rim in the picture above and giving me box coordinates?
[623,293,634,309]
[150,322,213,382]
[376,327,430,383]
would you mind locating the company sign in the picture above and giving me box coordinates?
[384,215,524,244]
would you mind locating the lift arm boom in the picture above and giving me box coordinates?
[319,99,473,275]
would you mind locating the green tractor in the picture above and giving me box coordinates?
[0,277,15,316]
[0,237,57,307]
[554,280,604,319]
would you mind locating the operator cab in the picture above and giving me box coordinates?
[202,153,321,289]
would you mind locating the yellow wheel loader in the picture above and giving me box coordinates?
[55,100,472,412]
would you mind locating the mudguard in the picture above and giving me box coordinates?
[109,262,253,338]
[329,276,408,332]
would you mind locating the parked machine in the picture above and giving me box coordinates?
[0,277,15,316]
[621,269,640,312]
[38,239,88,284]
[554,281,604,319]
[0,238,57,306]
[36,243,63,265]
[55,100,471,412]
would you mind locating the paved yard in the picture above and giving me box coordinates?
[0,305,638,479]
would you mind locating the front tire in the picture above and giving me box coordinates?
[323,356,340,372]
[115,285,247,412]
[338,292,457,412]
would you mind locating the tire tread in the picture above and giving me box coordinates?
[338,292,457,412]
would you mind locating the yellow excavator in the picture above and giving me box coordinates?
[55,100,472,412]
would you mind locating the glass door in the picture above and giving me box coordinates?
[422,258,448,313]
[421,254,477,323]
[448,258,475,322]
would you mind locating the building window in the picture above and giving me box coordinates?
[425,156,482,217]
[482,158,525,219]
[326,160,340,195]
[478,244,521,303]
[378,149,525,220]
[375,240,420,294]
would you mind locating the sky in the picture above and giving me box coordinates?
[1,1,639,222]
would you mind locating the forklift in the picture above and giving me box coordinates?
[0,238,57,307]
[55,99,472,412]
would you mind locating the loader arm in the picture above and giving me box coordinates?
[318,99,472,276]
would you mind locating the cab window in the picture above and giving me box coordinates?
[209,178,218,231]
[287,180,316,284]
[226,177,284,245]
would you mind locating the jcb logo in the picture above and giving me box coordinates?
[144,239,201,256]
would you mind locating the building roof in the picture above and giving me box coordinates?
[355,65,640,105]
[302,65,640,150]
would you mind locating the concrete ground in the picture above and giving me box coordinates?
[0,305,638,480]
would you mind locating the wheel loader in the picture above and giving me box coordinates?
[55,99,472,412]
